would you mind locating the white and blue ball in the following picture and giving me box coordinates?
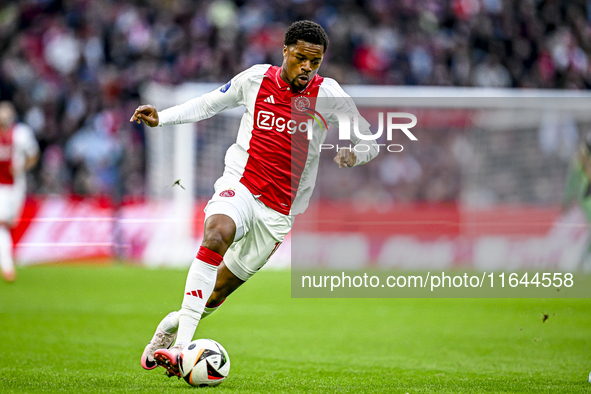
[179,339,230,387]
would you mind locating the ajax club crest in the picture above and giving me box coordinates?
[219,189,236,197]
[294,96,311,112]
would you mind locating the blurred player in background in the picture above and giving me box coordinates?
[131,20,378,378]
[0,101,39,282]
[564,132,591,270]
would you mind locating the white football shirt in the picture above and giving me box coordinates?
[158,64,378,215]
[0,122,39,189]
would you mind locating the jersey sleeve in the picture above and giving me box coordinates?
[320,78,379,167]
[16,123,39,159]
[158,65,263,127]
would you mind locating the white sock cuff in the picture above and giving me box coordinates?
[193,257,218,271]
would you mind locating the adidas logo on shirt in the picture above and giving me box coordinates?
[264,95,275,104]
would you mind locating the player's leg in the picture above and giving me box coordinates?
[155,212,290,375]
[153,258,247,377]
[175,214,236,347]
[152,214,237,376]
[154,198,291,376]
[197,199,292,322]
[579,197,591,271]
[201,261,246,319]
[141,263,240,370]
[148,262,243,356]
[0,222,15,282]
[149,180,254,376]
[0,187,19,283]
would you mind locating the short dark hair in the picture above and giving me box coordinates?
[284,20,329,53]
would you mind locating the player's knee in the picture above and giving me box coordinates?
[202,232,228,255]
[202,228,234,255]
[203,216,236,254]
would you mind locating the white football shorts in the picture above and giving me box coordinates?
[204,177,293,281]
[0,184,26,225]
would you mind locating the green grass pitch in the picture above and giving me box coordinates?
[0,265,590,393]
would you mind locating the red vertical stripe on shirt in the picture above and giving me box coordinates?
[240,66,323,215]
[0,126,14,185]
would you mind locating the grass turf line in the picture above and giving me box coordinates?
[0,265,590,393]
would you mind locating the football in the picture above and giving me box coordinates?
[179,339,230,387]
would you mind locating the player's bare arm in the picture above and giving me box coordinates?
[579,145,591,180]
[10,152,39,175]
[130,104,159,127]
[24,152,39,171]
[334,147,357,168]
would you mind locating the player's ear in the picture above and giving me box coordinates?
[283,45,288,59]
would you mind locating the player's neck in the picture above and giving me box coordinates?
[0,124,14,133]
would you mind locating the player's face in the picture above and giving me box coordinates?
[0,102,16,130]
[281,40,324,90]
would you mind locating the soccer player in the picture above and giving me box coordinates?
[131,20,378,377]
[564,132,591,269]
[0,101,39,282]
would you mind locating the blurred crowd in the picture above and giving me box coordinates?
[0,0,590,202]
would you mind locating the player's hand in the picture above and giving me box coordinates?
[333,148,356,168]
[130,104,159,127]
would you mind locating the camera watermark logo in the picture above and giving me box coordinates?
[252,97,421,153]
[294,96,418,152]
[317,111,417,153]
[321,111,417,141]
